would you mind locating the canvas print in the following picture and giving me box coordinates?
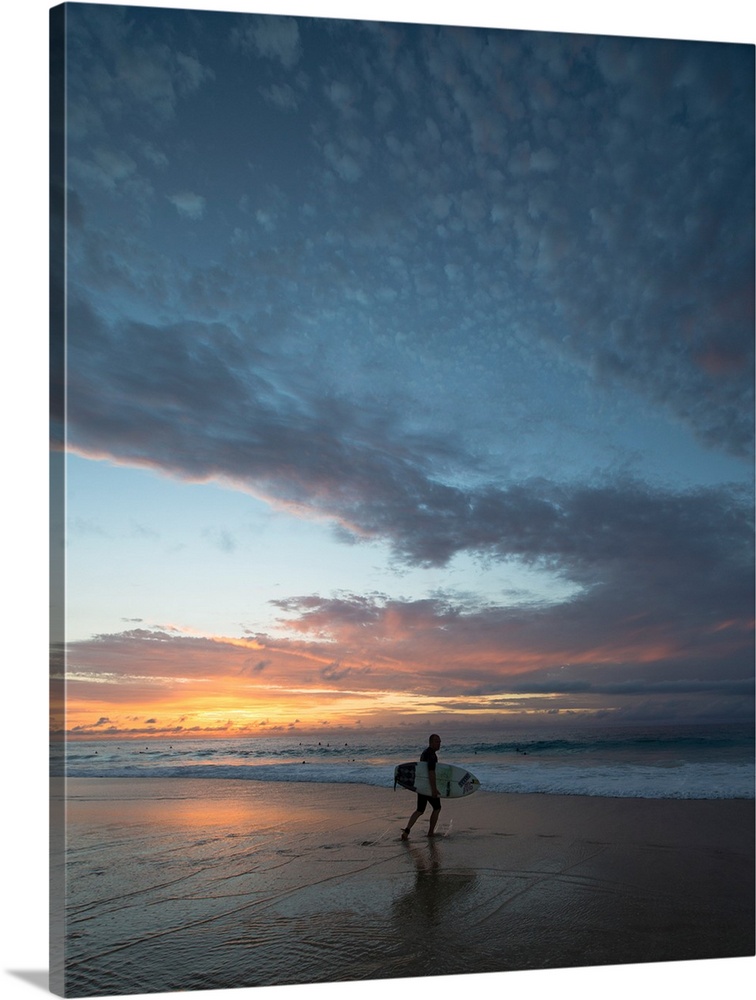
[49,2,754,997]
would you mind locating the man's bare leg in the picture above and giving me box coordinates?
[427,807,441,836]
[401,809,423,839]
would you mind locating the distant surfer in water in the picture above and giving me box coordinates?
[401,734,442,839]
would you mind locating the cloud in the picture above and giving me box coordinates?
[70,148,138,192]
[321,663,354,682]
[66,25,754,457]
[202,527,236,553]
[506,674,755,698]
[66,9,215,126]
[259,83,299,111]
[167,192,206,220]
[63,298,752,619]
[270,577,754,696]
[331,25,754,456]
[235,14,302,69]
[62,565,754,727]
[322,142,363,182]
[63,12,753,460]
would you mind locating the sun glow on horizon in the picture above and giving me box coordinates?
[55,681,614,739]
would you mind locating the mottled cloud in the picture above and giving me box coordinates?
[234,14,302,69]
[65,14,753,459]
[167,191,206,220]
[66,8,215,126]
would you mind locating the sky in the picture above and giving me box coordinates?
[50,0,754,739]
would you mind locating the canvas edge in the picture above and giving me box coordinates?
[49,3,67,997]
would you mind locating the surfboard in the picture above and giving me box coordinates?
[394,761,481,798]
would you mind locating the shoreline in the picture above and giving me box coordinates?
[50,770,756,805]
[52,778,754,997]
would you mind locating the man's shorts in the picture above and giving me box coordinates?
[416,793,441,812]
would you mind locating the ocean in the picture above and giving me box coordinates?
[51,721,754,800]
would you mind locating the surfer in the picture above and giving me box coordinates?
[401,734,442,840]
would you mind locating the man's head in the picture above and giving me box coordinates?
[428,734,441,750]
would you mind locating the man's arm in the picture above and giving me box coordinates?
[428,758,439,798]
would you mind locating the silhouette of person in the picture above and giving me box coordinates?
[401,734,442,839]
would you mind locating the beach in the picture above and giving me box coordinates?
[51,777,754,997]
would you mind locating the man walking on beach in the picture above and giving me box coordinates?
[401,734,442,839]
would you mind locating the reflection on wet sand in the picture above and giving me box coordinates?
[391,837,479,975]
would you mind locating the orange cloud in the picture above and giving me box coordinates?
[57,579,754,738]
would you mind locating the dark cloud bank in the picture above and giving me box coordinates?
[63,303,754,708]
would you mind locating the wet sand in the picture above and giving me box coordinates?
[51,778,754,997]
